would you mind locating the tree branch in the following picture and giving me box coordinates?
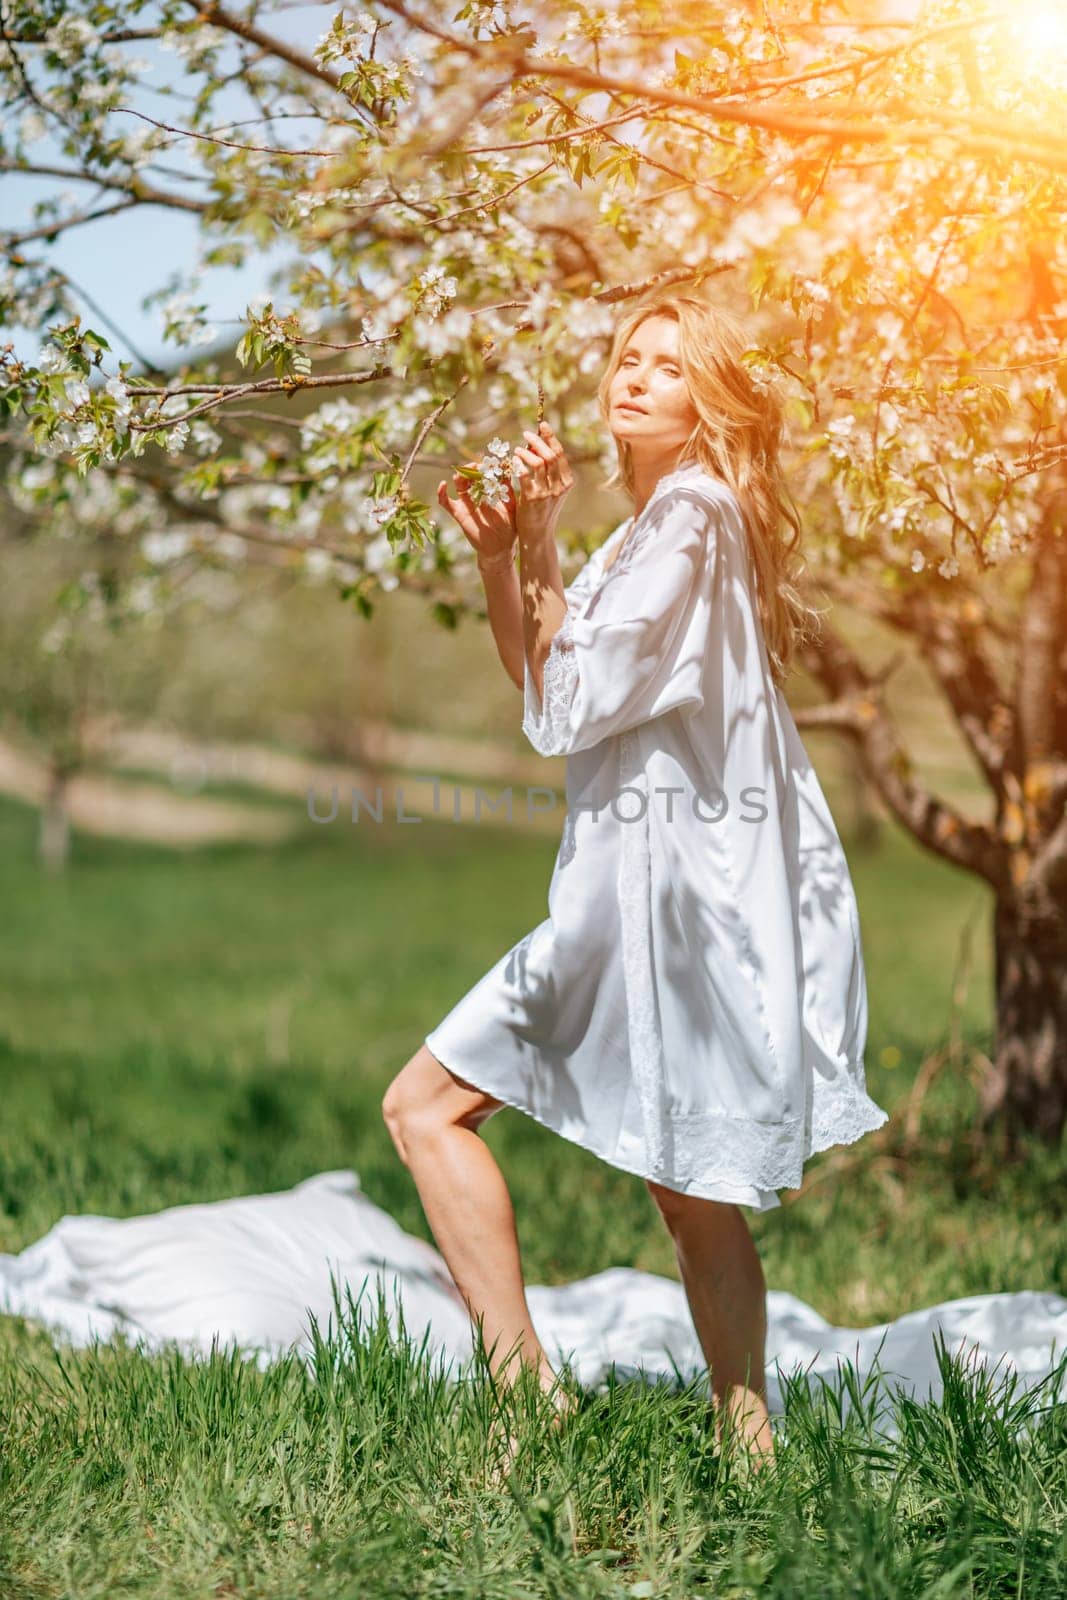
[0,160,208,214]
[3,198,140,247]
[376,0,1067,174]
[794,621,1010,892]
[182,0,342,91]
[2,26,159,43]
[129,365,395,429]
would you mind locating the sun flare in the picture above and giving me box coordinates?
[1000,0,1067,87]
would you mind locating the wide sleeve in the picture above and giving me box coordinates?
[522,485,719,758]
[561,573,592,618]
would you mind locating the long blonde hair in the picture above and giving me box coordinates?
[596,290,824,689]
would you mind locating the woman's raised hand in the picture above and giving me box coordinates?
[512,421,574,539]
[437,459,517,569]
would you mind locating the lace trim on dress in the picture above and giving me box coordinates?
[658,1072,889,1191]
[522,611,579,757]
[808,1071,889,1157]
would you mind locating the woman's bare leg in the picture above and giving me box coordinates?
[646,1180,775,1460]
[382,1045,561,1395]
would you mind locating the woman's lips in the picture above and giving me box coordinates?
[616,402,647,413]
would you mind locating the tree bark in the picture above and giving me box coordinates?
[981,892,1067,1146]
[39,764,71,874]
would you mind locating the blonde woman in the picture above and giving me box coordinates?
[382,291,888,1462]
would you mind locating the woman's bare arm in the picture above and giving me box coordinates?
[512,424,574,703]
[477,550,525,691]
[436,465,525,689]
[435,426,573,698]
[517,529,568,704]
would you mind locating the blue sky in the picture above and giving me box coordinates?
[4,4,335,371]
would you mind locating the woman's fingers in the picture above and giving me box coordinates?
[530,423,572,491]
[441,434,568,543]
[439,472,517,555]
[521,428,555,462]
[515,441,569,495]
[438,467,474,502]
[529,424,569,470]
[437,478,480,540]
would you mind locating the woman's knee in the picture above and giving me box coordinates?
[380,1072,413,1162]
[645,1177,689,1229]
[382,1046,501,1164]
[645,1177,737,1232]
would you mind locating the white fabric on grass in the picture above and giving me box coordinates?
[1,1170,1064,1430]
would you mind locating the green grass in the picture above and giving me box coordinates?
[0,789,1064,1598]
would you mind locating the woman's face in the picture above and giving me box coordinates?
[607,315,700,457]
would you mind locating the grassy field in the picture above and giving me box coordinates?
[0,786,1064,1599]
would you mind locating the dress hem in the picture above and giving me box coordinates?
[424,1034,888,1211]
[424,1034,783,1211]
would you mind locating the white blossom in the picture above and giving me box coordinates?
[18,109,47,145]
[524,283,558,331]
[300,398,364,452]
[159,23,227,69]
[125,577,159,616]
[303,547,334,580]
[44,16,98,66]
[371,494,401,526]
[191,421,222,456]
[314,10,379,68]
[64,378,91,411]
[40,617,72,655]
[105,375,130,413]
[410,307,469,359]
[161,293,216,348]
[38,343,70,376]
[142,529,192,564]
[417,265,459,317]
[718,195,802,263]
[363,531,397,571]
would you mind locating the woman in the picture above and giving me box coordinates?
[381,291,889,1462]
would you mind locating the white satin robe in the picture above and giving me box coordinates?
[424,461,887,1210]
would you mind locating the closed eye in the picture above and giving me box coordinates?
[619,355,681,376]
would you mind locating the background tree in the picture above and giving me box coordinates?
[2,0,1066,1140]
[0,479,187,870]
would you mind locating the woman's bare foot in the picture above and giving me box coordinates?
[486,1378,579,1483]
[486,1412,520,1484]
[715,1391,776,1472]
[545,1383,579,1425]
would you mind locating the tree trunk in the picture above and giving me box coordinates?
[39,765,71,874]
[981,893,1067,1145]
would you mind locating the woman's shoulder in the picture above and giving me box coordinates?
[647,463,743,528]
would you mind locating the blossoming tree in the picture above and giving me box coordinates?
[2,0,1066,1142]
